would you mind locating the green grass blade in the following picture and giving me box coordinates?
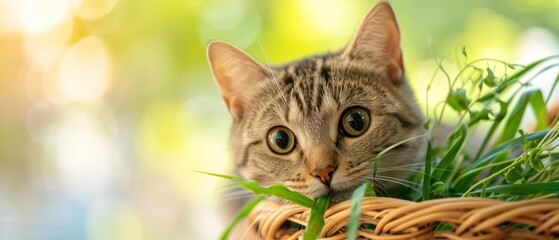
[303,196,330,240]
[194,171,244,181]
[220,196,265,240]
[422,141,433,201]
[497,90,548,144]
[452,151,512,188]
[529,91,549,131]
[474,130,548,168]
[477,56,556,102]
[347,183,368,240]
[470,182,559,195]
[545,71,559,104]
[494,57,553,90]
[195,171,313,207]
[473,100,507,160]
[365,182,377,197]
[432,124,467,180]
[480,183,487,198]
[453,130,549,191]
[240,181,313,208]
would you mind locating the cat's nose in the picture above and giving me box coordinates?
[312,166,337,185]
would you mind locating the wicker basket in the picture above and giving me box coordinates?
[247,197,559,240]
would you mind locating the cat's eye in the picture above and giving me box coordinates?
[267,126,296,154]
[340,107,370,137]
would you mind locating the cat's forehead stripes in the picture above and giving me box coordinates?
[279,56,336,114]
[254,57,373,125]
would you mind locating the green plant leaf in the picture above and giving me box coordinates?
[347,183,368,240]
[545,71,559,104]
[473,101,508,161]
[433,124,467,181]
[453,130,548,191]
[504,167,523,183]
[477,57,554,102]
[303,196,330,240]
[220,196,265,240]
[496,57,552,92]
[529,148,544,171]
[468,108,491,126]
[194,171,244,181]
[483,68,497,87]
[422,141,433,201]
[195,171,313,208]
[447,89,470,112]
[488,151,511,175]
[471,130,548,170]
[435,223,456,231]
[495,100,509,121]
[477,92,497,103]
[240,181,313,208]
[507,63,518,70]
[471,182,559,195]
[431,181,446,192]
[497,89,548,144]
[365,182,376,197]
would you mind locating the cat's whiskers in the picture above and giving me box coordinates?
[240,197,285,239]
[376,168,423,173]
[258,39,288,106]
[376,175,420,186]
[366,176,421,193]
[377,166,453,176]
[370,179,390,197]
[221,181,248,189]
[381,162,426,169]
[223,189,254,201]
[223,195,255,201]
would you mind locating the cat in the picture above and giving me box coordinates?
[207,1,426,204]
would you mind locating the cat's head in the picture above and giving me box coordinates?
[207,1,426,202]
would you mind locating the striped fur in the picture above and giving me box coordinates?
[208,1,427,203]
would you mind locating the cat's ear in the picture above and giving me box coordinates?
[207,41,268,120]
[342,1,403,83]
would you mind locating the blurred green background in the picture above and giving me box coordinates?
[1,0,558,239]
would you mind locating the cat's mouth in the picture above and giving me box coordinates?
[308,184,362,204]
[328,189,355,203]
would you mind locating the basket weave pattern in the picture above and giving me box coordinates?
[247,197,559,240]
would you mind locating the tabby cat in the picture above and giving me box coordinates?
[207,1,426,203]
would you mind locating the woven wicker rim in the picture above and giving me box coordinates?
[247,197,559,240]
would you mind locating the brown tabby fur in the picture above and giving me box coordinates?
[207,1,427,203]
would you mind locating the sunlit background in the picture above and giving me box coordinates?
[1,0,559,239]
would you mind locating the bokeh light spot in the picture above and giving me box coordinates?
[53,109,116,201]
[23,14,72,63]
[198,0,260,49]
[0,0,23,33]
[20,0,71,33]
[299,0,354,37]
[73,0,119,20]
[57,36,112,102]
